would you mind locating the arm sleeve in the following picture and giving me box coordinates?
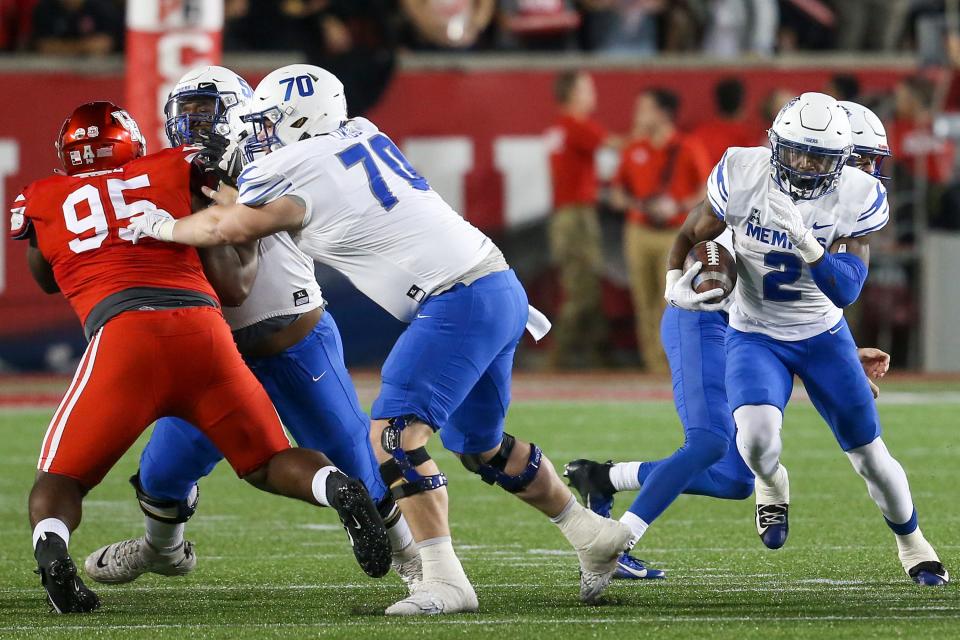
[706,149,730,220]
[236,162,295,207]
[809,251,868,308]
[9,192,32,240]
[849,182,889,238]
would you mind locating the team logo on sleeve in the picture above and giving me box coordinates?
[748,207,761,225]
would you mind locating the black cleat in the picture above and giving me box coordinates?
[326,471,392,578]
[564,459,616,518]
[909,561,950,586]
[34,534,100,614]
[756,503,789,549]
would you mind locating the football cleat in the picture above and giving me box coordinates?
[326,471,392,578]
[35,534,100,614]
[756,503,789,549]
[909,561,950,586]
[385,579,478,616]
[564,459,616,518]
[574,512,635,603]
[84,537,195,584]
[613,553,666,580]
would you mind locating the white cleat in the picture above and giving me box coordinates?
[393,553,423,596]
[84,537,195,584]
[385,579,478,616]
[574,512,635,603]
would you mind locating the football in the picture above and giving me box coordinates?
[683,240,737,299]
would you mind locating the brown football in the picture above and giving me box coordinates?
[683,240,737,299]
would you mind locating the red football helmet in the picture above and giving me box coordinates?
[56,101,147,175]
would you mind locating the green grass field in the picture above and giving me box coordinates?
[1,389,958,638]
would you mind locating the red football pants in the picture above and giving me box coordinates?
[37,306,290,488]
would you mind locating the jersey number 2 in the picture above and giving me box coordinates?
[337,134,429,211]
[763,252,802,301]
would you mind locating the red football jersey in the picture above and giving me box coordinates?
[9,147,218,327]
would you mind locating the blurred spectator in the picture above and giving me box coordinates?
[401,0,495,49]
[0,0,37,50]
[657,0,706,52]
[498,0,581,50]
[776,0,835,51]
[612,88,710,372]
[577,0,661,54]
[889,74,955,238]
[690,76,756,164]
[31,0,121,55]
[825,72,860,102]
[760,86,795,124]
[831,0,908,52]
[544,70,618,369]
[702,0,778,58]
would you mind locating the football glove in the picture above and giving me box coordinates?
[664,262,727,312]
[128,210,176,244]
[767,189,824,263]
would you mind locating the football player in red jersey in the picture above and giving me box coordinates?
[9,102,391,613]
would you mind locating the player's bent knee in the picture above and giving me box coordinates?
[379,416,447,500]
[130,472,199,524]
[460,433,543,493]
[685,429,730,464]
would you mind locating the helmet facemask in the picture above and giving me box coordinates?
[770,131,851,200]
[240,107,286,163]
[164,87,240,147]
[847,146,891,180]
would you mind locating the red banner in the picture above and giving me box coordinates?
[0,65,912,364]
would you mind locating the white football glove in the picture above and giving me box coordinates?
[664,262,727,312]
[767,189,824,263]
[128,210,176,244]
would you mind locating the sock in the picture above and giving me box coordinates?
[388,515,416,561]
[619,511,649,541]
[895,528,940,573]
[755,464,789,505]
[551,496,610,551]
[32,518,70,550]
[311,465,338,507]
[418,536,469,584]
[846,438,915,525]
[145,516,185,553]
[610,462,642,492]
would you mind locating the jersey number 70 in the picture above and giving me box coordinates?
[337,134,430,211]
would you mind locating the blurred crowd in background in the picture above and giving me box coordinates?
[2,0,959,372]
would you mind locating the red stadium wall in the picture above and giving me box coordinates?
[0,66,910,365]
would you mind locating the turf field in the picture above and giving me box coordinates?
[0,375,958,638]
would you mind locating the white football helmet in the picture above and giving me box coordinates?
[164,65,255,147]
[768,92,853,200]
[241,64,347,163]
[838,100,890,179]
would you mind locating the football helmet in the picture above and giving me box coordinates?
[838,100,890,179]
[56,102,146,176]
[241,64,347,163]
[768,92,853,200]
[164,65,254,147]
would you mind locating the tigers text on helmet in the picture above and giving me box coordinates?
[57,102,146,176]
[241,64,347,163]
[768,92,853,200]
[838,100,891,180]
[164,65,255,147]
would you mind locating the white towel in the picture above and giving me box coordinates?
[525,305,552,342]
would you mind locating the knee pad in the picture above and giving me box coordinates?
[129,473,199,524]
[379,416,448,500]
[460,433,542,493]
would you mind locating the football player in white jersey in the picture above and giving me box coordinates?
[565,100,894,578]
[662,92,947,585]
[130,64,635,613]
[84,66,419,590]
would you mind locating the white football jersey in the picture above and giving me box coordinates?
[236,117,495,322]
[221,232,323,331]
[707,146,889,341]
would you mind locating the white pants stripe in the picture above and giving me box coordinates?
[37,328,104,473]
